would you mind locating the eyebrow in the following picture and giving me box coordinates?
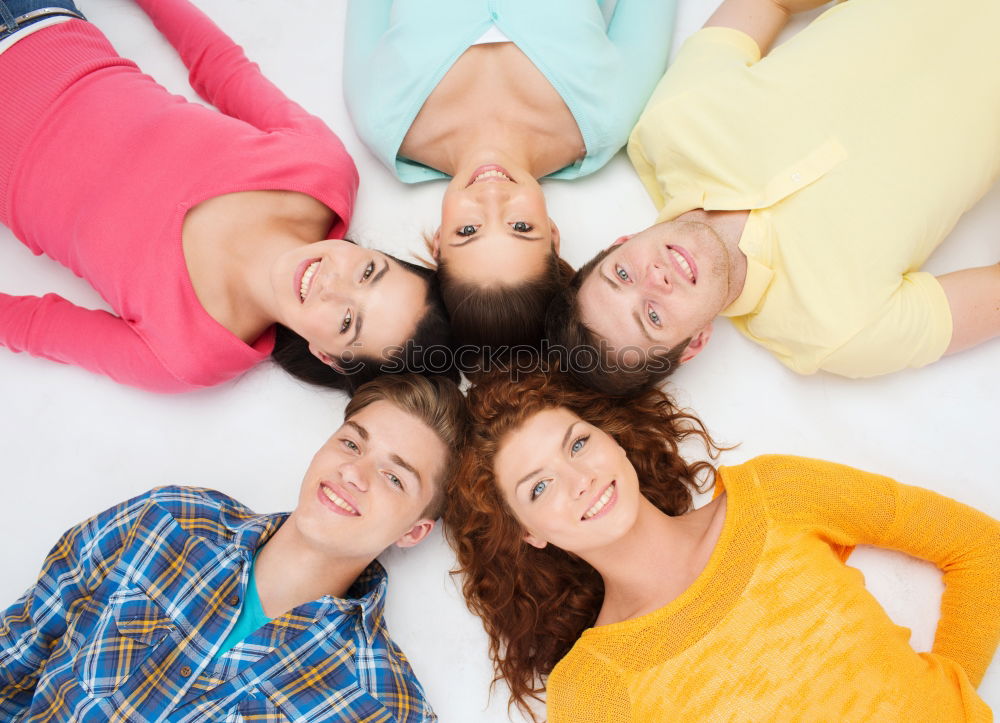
[513,421,579,491]
[345,261,387,347]
[390,453,423,493]
[448,231,546,247]
[600,267,621,293]
[632,310,655,343]
[344,420,368,441]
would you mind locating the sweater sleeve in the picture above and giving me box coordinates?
[344,0,393,76]
[0,293,197,393]
[605,0,677,105]
[130,0,334,135]
[752,455,1000,687]
[0,494,149,716]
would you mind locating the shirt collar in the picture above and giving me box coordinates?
[323,560,388,641]
[230,512,288,557]
[721,255,773,317]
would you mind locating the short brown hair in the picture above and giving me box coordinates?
[545,247,689,397]
[438,247,574,361]
[345,374,468,519]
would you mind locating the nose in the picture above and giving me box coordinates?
[642,260,672,294]
[338,461,369,493]
[568,462,595,500]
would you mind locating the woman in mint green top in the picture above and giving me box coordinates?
[344,0,676,354]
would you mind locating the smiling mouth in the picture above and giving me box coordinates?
[466,164,514,187]
[320,483,360,516]
[298,260,321,302]
[666,245,697,284]
[582,481,617,520]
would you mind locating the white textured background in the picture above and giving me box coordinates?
[1,2,998,721]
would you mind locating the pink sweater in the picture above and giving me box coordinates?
[0,0,358,392]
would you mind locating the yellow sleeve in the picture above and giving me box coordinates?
[750,455,1000,686]
[817,271,953,378]
[547,647,633,722]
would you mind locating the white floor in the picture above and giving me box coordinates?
[1,1,998,721]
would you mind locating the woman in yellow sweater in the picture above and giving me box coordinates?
[446,371,1000,721]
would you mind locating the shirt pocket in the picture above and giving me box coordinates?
[74,588,174,697]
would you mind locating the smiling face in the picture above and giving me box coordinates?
[291,400,446,561]
[493,407,642,555]
[435,164,560,287]
[577,221,734,363]
[272,239,428,369]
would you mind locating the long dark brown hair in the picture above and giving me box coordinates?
[444,370,723,719]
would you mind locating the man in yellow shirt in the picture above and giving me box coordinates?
[548,0,1000,393]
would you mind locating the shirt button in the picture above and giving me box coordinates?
[228,595,240,607]
[179,665,192,677]
[791,172,802,182]
[491,11,498,20]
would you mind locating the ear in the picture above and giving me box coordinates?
[679,324,714,364]
[549,219,561,254]
[522,530,548,550]
[609,233,636,249]
[308,344,345,373]
[431,229,441,259]
[394,518,436,549]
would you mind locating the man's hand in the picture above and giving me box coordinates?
[705,0,834,56]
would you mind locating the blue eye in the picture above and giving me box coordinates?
[530,480,548,501]
[458,225,478,237]
[647,306,661,326]
[571,436,589,454]
[342,439,359,452]
[512,221,532,233]
[615,266,630,282]
[386,472,402,489]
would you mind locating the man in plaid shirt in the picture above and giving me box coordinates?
[0,374,466,722]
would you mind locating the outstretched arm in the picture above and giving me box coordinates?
[937,263,1000,355]
[130,0,333,135]
[0,292,199,393]
[765,456,1000,686]
[705,0,833,55]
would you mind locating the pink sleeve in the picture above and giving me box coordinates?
[0,293,197,393]
[131,0,334,135]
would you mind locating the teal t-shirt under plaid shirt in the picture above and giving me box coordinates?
[0,486,435,722]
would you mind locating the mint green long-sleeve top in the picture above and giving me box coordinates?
[344,0,676,183]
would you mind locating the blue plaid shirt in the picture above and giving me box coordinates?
[0,487,436,722]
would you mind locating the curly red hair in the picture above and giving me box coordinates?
[444,370,723,720]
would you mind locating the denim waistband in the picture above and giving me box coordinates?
[0,1,85,35]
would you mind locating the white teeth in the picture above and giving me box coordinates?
[322,485,358,514]
[299,261,320,301]
[669,248,694,283]
[583,483,615,520]
[474,169,511,183]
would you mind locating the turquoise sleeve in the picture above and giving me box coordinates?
[606,0,677,108]
[344,0,394,81]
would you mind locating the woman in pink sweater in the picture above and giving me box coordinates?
[0,0,451,393]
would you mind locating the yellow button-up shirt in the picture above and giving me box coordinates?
[628,0,1000,377]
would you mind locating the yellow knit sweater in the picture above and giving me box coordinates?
[546,456,1000,722]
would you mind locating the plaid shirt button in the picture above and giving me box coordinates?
[179,666,192,677]
[228,595,240,606]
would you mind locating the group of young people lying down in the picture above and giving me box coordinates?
[1,0,999,721]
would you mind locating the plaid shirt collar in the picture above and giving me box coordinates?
[227,511,389,641]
